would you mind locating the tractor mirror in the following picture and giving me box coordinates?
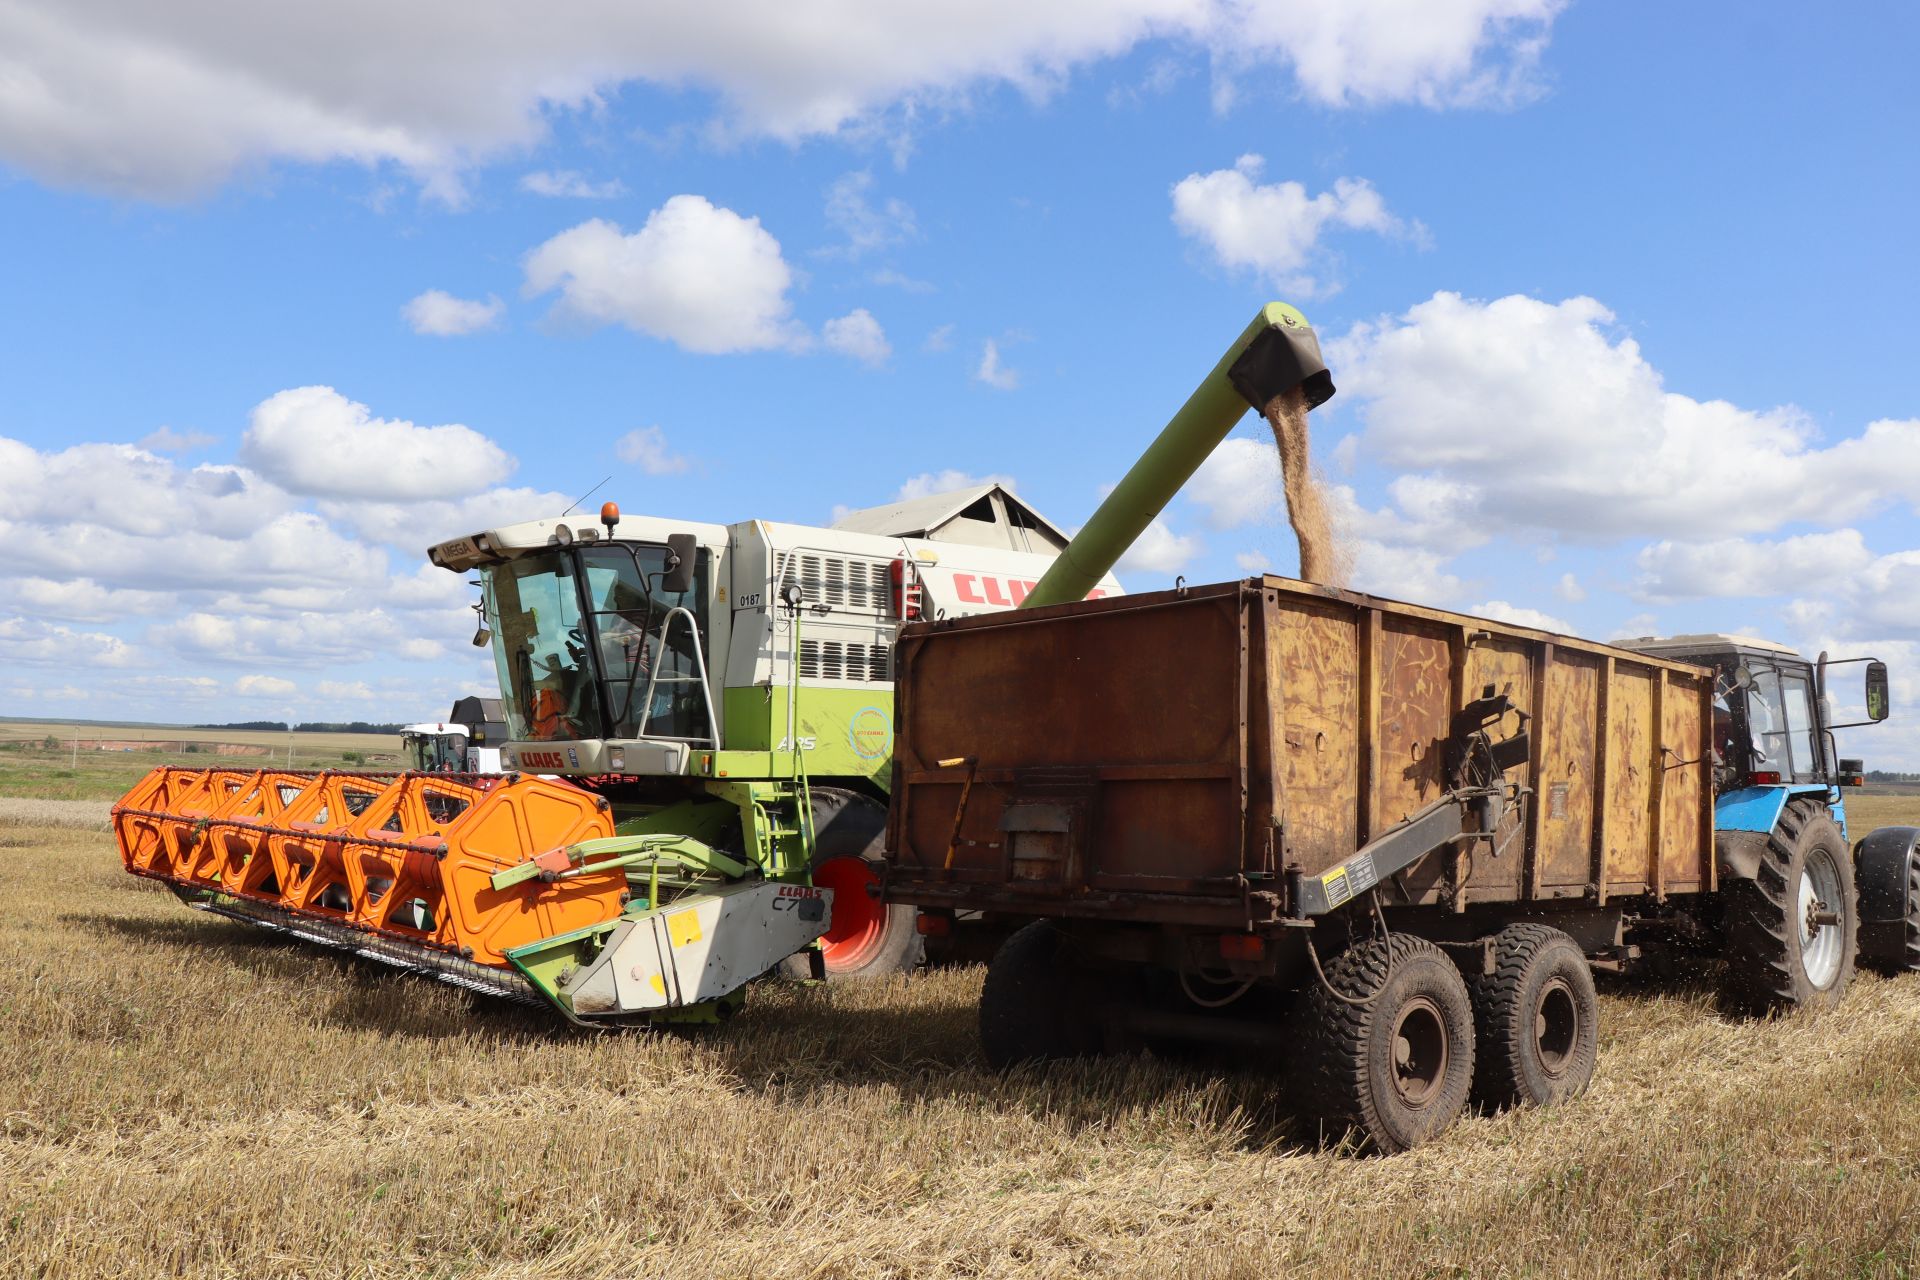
[1731,665,1755,692]
[1866,660,1891,722]
[662,533,699,594]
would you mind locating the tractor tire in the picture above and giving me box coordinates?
[979,921,1101,1068]
[1466,924,1598,1111]
[1294,933,1476,1154]
[1720,798,1858,1015]
[779,788,923,981]
[1856,826,1920,976]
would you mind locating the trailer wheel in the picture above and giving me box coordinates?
[1855,826,1920,976]
[1721,798,1857,1015]
[1295,933,1475,1154]
[778,789,923,981]
[979,921,1100,1068]
[1467,925,1597,1111]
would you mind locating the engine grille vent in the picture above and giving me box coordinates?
[798,639,892,683]
[793,554,890,612]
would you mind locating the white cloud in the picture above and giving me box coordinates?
[0,3,1564,202]
[7,577,171,623]
[1171,156,1418,295]
[1116,517,1201,575]
[1235,550,1269,573]
[894,469,1016,502]
[234,674,298,697]
[1213,0,1563,110]
[1634,530,1874,602]
[1468,599,1573,634]
[822,308,893,367]
[614,426,691,475]
[519,169,626,198]
[822,171,916,258]
[1190,437,1283,529]
[0,616,138,668]
[241,386,515,500]
[153,608,446,666]
[1330,293,1920,543]
[524,201,802,354]
[923,323,957,352]
[402,289,505,336]
[318,484,573,550]
[975,339,1019,390]
[872,268,935,294]
[1555,572,1586,603]
[137,426,217,453]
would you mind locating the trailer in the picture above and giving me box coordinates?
[871,296,1913,1150]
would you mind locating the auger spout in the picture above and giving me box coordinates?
[1018,301,1335,611]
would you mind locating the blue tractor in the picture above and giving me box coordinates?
[1617,634,1910,1007]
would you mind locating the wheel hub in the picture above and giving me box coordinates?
[1534,977,1579,1076]
[811,855,887,973]
[1797,850,1845,990]
[1388,997,1449,1108]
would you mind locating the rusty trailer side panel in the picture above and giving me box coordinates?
[885,576,1715,928]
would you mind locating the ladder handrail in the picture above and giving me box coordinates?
[635,606,720,747]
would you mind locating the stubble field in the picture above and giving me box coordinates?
[2,761,1919,1278]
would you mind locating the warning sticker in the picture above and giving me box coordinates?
[1346,851,1380,895]
[1322,867,1353,909]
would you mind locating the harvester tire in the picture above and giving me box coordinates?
[1855,826,1920,976]
[1294,933,1475,1155]
[1466,924,1597,1111]
[779,788,923,981]
[979,920,1101,1068]
[1720,798,1857,1015]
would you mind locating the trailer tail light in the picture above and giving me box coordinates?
[890,557,923,621]
[914,912,951,937]
[1218,933,1266,962]
[1750,770,1782,785]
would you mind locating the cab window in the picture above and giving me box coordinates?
[1779,671,1822,781]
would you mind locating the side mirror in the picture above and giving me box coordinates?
[662,533,699,594]
[1866,660,1891,722]
[1731,665,1755,692]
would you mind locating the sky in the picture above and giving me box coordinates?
[2,1,1918,765]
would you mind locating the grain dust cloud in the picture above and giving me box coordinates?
[1262,384,1348,586]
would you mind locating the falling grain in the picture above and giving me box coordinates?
[1261,384,1348,586]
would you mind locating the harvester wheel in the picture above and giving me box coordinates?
[979,920,1101,1068]
[1855,826,1920,976]
[779,788,923,981]
[1294,933,1475,1154]
[1466,924,1597,1111]
[1720,798,1857,1015]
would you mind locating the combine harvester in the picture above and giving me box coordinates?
[114,473,1121,1022]
[882,305,1918,1150]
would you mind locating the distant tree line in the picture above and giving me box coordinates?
[197,721,406,734]
[1866,770,1920,783]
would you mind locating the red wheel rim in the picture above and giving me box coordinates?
[813,856,886,971]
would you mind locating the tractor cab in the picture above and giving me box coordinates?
[1614,634,1891,793]
[400,723,469,772]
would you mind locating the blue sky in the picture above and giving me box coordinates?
[3,1,1918,764]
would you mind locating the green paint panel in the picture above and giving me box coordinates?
[717,685,895,781]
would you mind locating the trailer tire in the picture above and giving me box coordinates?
[1467,925,1597,1111]
[778,789,923,981]
[1720,798,1857,1015]
[1855,826,1920,976]
[979,921,1100,1068]
[1295,933,1475,1154]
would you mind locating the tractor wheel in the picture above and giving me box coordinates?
[1856,826,1920,976]
[979,921,1101,1068]
[1721,798,1858,1015]
[779,788,923,981]
[1467,924,1598,1111]
[1294,933,1475,1154]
